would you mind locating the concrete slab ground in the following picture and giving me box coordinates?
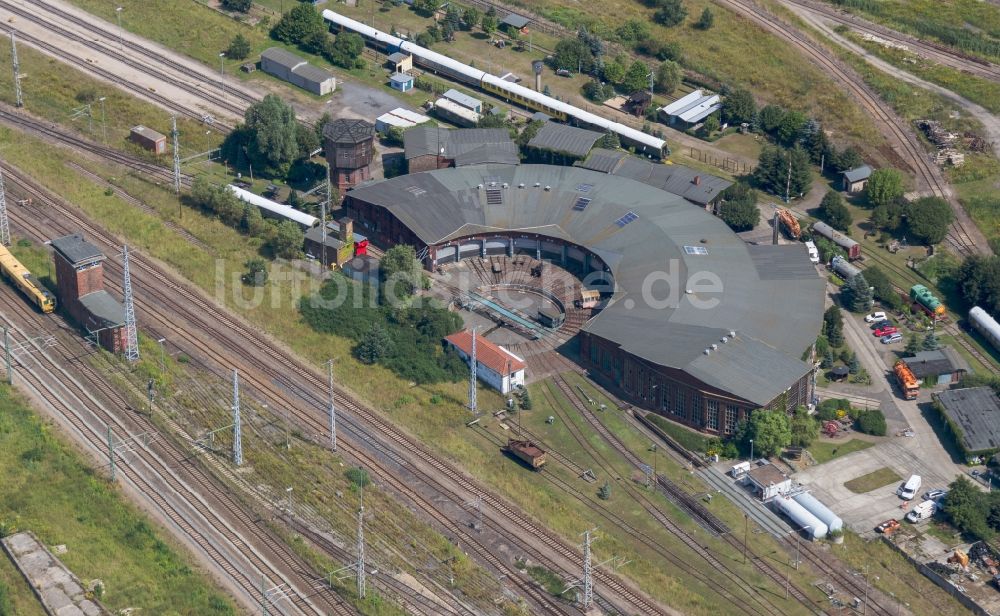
[792,288,968,534]
[2,531,109,616]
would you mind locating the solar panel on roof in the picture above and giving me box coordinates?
[576,183,593,193]
[572,197,592,211]
[405,186,427,196]
[614,211,638,227]
[684,245,709,255]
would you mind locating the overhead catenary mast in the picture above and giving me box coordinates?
[326,358,336,451]
[467,328,478,415]
[0,165,10,246]
[121,245,140,362]
[232,369,243,466]
[171,116,181,195]
[356,471,366,598]
[10,32,22,108]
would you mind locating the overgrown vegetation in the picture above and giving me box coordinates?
[941,476,1000,541]
[0,384,234,614]
[189,178,304,258]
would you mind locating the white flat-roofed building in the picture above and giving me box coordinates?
[433,98,481,127]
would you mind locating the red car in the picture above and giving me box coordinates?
[874,326,899,337]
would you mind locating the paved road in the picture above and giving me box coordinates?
[795,291,966,533]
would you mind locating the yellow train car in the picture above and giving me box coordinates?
[0,244,55,313]
[479,78,569,121]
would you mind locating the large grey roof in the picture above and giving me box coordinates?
[347,164,825,406]
[323,119,375,144]
[501,12,531,28]
[935,387,1000,453]
[79,290,125,328]
[261,47,306,71]
[292,63,334,85]
[50,234,104,265]
[404,127,518,165]
[577,149,732,205]
[904,348,967,378]
[527,122,603,157]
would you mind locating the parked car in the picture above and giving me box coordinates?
[897,475,922,500]
[870,320,892,330]
[865,311,887,323]
[923,489,947,501]
[874,326,899,337]
[881,333,903,344]
[876,519,900,534]
[906,499,938,523]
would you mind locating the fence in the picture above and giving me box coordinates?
[688,147,754,175]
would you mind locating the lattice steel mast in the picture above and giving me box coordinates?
[0,165,10,246]
[171,116,181,195]
[326,358,336,451]
[582,529,594,609]
[468,328,478,414]
[121,245,140,362]
[232,369,243,466]
[356,475,366,598]
[10,32,22,108]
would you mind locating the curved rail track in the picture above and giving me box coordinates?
[0,293,349,616]
[716,0,984,258]
[0,164,666,615]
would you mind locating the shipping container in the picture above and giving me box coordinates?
[503,439,547,469]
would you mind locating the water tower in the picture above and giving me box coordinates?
[532,60,544,92]
[323,119,375,191]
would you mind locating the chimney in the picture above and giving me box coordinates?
[693,175,701,186]
[338,217,353,243]
[535,73,542,92]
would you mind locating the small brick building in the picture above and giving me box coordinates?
[50,234,127,354]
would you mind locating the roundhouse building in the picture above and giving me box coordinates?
[345,165,825,434]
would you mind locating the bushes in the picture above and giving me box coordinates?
[716,183,760,231]
[188,178,302,258]
[855,409,887,436]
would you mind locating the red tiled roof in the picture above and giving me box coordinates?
[444,330,526,376]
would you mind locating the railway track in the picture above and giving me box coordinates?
[2,0,254,124]
[707,0,986,258]
[544,376,811,616]
[0,164,660,615]
[0,293,348,616]
[782,0,1000,82]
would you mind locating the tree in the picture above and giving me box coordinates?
[270,220,304,259]
[221,0,252,11]
[326,32,365,69]
[653,0,688,27]
[596,132,620,149]
[616,19,651,43]
[943,476,993,541]
[862,266,903,311]
[243,95,300,177]
[922,332,941,351]
[848,353,860,374]
[907,197,953,245]
[870,198,904,232]
[598,481,612,500]
[776,110,807,146]
[481,7,500,35]
[622,60,651,93]
[717,183,759,232]
[832,146,863,173]
[789,407,818,447]
[803,126,833,167]
[904,335,921,355]
[819,191,852,232]
[552,37,593,73]
[957,255,1000,314]
[345,467,371,488]
[381,244,421,302]
[742,409,792,458]
[695,7,714,29]
[654,60,682,94]
[462,7,481,30]
[582,80,613,102]
[855,410,886,436]
[227,34,252,61]
[821,347,835,368]
[824,305,844,347]
[866,168,903,209]
[844,273,874,313]
[638,38,683,62]
[577,26,605,58]
[357,323,392,364]
[701,114,720,136]
[520,388,533,410]
[757,104,785,134]
[753,145,811,199]
[722,88,756,125]
[271,3,326,46]
[240,203,267,237]
[602,55,628,85]
[241,258,268,286]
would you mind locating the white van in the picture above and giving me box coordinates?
[906,499,937,523]
[897,475,921,500]
[804,241,820,264]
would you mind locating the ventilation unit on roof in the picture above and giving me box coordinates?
[711,344,718,351]
[544,185,551,191]
[721,336,729,344]
[729,330,736,337]
[477,184,483,190]
[518,183,525,188]
[534,182,541,187]
[704,348,711,355]
[502,183,509,189]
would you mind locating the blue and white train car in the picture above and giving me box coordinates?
[970,306,1000,352]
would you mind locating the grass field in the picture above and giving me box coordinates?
[845,467,902,494]
[809,438,874,465]
[824,0,1000,62]
[0,548,46,616]
[0,384,235,615]
[644,412,714,453]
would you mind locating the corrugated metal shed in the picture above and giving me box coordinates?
[443,88,483,112]
[527,122,603,157]
[403,127,515,163]
[577,149,732,205]
[261,47,304,72]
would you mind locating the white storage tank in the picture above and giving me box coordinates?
[792,492,843,534]
[970,306,1000,352]
[773,496,828,540]
[830,255,861,281]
